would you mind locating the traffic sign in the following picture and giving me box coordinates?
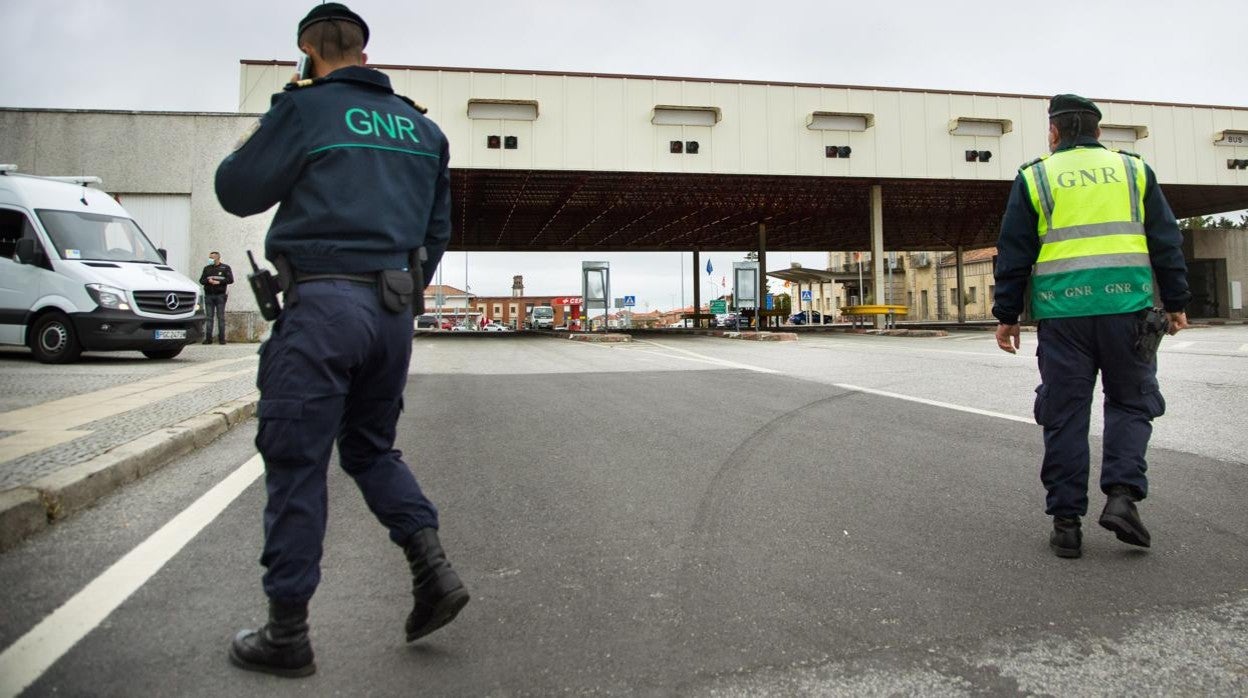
[801,290,812,302]
[623,295,636,307]
[765,294,774,310]
[709,299,727,314]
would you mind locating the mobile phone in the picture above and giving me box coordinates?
[296,53,311,80]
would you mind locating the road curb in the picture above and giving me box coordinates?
[567,333,632,343]
[0,393,258,553]
[718,331,798,341]
[0,488,47,552]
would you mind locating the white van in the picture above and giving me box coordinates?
[526,305,555,330]
[0,166,205,363]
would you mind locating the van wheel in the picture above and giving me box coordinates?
[142,347,184,360]
[30,312,83,364]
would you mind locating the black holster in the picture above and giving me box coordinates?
[273,255,298,308]
[408,248,427,316]
[1134,307,1169,361]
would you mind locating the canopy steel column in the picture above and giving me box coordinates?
[757,223,767,329]
[692,250,701,327]
[955,246,966,324]
[870,185,886,328]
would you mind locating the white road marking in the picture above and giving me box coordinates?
[1166,341,1193,351]
[1239,344,1248,354]
[635,339,780,373]
[802,338,1024,360]
[831,383,1035,425]
[0,454,264,698]
[636,340,1033,424]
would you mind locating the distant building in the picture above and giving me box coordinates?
[423,284,476,324]
[470,293,582,328]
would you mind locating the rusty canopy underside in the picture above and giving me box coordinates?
[451,169,1248,252]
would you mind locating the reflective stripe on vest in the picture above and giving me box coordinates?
[1020,147,1153,319]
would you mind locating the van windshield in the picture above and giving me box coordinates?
[532,307,554,317]
[36,210,164,264]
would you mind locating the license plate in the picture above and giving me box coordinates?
[154,329,187,340]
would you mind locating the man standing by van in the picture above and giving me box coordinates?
[199,251,233,344]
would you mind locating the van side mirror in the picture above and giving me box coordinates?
[157,248,168,262]
[15,238,38,265]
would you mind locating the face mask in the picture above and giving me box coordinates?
[209,259,217,264]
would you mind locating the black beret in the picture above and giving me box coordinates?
[298,3,369,47]
[1048,94,1101,119]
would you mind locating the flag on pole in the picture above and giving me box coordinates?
[706,259,713,275]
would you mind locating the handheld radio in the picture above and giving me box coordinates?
[247,250,282,321]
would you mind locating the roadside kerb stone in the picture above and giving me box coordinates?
[568,333,632,343]
[0,488,46,552]
[0,391,259,552]
[866,329,950,337]
[718,331,798,341]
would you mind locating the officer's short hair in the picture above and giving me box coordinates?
[1050,112,1100,143]
[299,19,365,62]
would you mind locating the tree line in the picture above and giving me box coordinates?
[1179,213,1248,230]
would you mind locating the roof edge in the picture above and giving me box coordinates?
[237,60,1248,111]
[0,107,261,117]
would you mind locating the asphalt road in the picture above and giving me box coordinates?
[2,329,1246,696]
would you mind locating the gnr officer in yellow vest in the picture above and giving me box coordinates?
[993,94,1190,559]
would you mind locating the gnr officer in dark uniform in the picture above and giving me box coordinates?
[993,94,1190,559]
[215,3,466,677]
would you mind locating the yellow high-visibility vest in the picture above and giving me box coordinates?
[1019,146,1153,319]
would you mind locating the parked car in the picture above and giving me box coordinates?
[416,314,445,330]
[716,313,748,328]
[483,322,512,332]
[789,311,824,325]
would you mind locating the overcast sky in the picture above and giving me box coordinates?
[2,0,1242,309]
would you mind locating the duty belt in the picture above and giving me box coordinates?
[294,272,377,285]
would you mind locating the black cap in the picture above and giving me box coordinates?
[298,3,369,47]
[1048,94,1101,119]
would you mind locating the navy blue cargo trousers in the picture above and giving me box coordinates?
[255,279,438,604]
[1034,312,1166,518]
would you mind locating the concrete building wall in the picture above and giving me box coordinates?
[238,63,1248,186]
[1185,228,1248,320]
[0,108,272,339]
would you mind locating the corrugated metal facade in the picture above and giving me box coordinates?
[239,62,1248,187]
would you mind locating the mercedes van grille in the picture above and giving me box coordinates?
[134,290,197,315]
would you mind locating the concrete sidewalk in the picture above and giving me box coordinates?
[0,344,261,552]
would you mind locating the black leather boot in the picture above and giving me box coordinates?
[1099,485,1150,547]
[1050,516,1082,558]
[228,600,316,677]
[403,527,470,642]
